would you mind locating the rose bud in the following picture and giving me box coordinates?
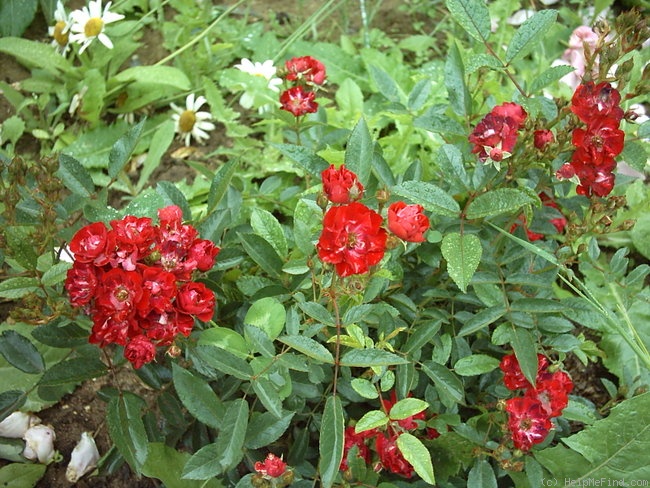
[22,424,57,464]
[66,432,100,482]
[0,411,41,439]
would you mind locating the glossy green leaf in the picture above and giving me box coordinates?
[38,357,107,387]
[390,398,429,420]
[195,345,253,380]
[278,335,334,364]
[251,208,288,257]
[319,395,345,488]
[107,393,148,475]
[182,443,222,480]
[466,188,539,219]
[251,377,283,418]
[396,433,435,484]
[245,411,294,449]
[392,180,460,217]
[108,119,146,179]
[345,118,373,185]
[505,10,558,64]
[459,305,506,337]
[351,378,380,399]
[0,277,40,299]
[40,262,72,287]
[273,143,329,177]
[0,463,45,488]
[356,410,389,432]
[245,297,286,341]
[239,233,284,278]
[298,301,335,326]
[172,363,223,429]
[445,0,491,42]
[454,354,500,376]
[207,160,238,212]
[530,65,576,93]
[56,153,94,197]
[422,361,465,406]
[0,330,44,374]
[244,324,276,358]
[215,399,249,472]
[143,443,225,488]
[370,65,401,103]
[445,41,471,117]
[340,349,409,367]
[441,232,482,293]
[156,182,191,221]
[510,298,567,314]
[468,458,497,488]
[511,327,538,387]
[197,327,249,359]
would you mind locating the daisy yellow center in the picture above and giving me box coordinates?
[53,21,69,46]
[179,110,196,133]
[84,17,104,38]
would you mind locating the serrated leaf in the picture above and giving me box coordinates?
[505,10,558,64]
[345,118,373,185]
[207,160,238,212]
[0,277,40,299]
[156,182,191,220]
[370,65,401,102]
[172,363,223,429]
[142,443,224,488]
[298,301,335,326]
[530,65,576,93]
[38,357,107,387]
[356,410,388,432]
[445,41,471,117]
[278,335,334,364]
[215,399,249,472]
[252,377,283,418]
[319,395,345,488]
[466,188,539,219]
[245,411,294,450]
[510,298,567,314]
[0,331,44,374]
[238,232,284,279]
[40,262,72,287]
[273,143,329,177]
[108,119,146,179]
[351,378,380,399]
[251,208,288,257]
[511,327,538,387]
[454,354,500,376]
[55,153,94,198]
[445,0,491,42]
[392,180,460,217]
[396,433,435,484]
[107,393,148,475]
[182,443,222,480]
[441,232,482,293]
[340,349,409,367]
[194,345,253,380]
[468,459,497,487]
[137,120,176,192]
[422,361,465,406]
[390,398,429,420]
[459,305,506,337]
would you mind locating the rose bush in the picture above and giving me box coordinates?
[0,0,649,487]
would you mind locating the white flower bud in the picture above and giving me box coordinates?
[22,424,56,464]
[0,412,41,439]
[66,432,100,483]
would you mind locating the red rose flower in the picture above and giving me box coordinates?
[387,201,430,243]
[176,282,215,321]
[469,102,527,162]
[526,370,573,417]
[505,396,552,451]
[572,118,625,160]
[492,102,527,129]
[499,353,550,390]
[254,453,287,478]
[571,81,624,124]
[375,433,414,478]
[65,262,98,307]
[316,202,387,277]
[89,313,133,347]
[124,334,157,369]
[534,129,554,150]
[138,266,177,315]
[321,164,364,204]
[94,268,144,320]
[69,222,110,265]
[340,426,375,471]
[110,216,156,270]
[284,56,326,85]
[279,86,318,117]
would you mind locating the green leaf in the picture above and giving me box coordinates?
[319,395,345,488]
[407,78,432,111]
[459,305,506,337]
[136,120,176,192]
[156,182,191,221]
[245,297,286,341]
[404,319,443,355]
[245,411,295,449]
[278,335,334,364]
[182,443,222,480]
[511,327,538,387]
[369,65,401,103]
[0,330,44,374]
[356,410,389,432]
[0,390,26,422]
[530,65,576,93]
[389,398,429,420]
[631,214,650,260]
[536,392,650,480]
[107,393,148,475]
[345,118,373,185]
[38,357,108,387]
[0,115,25,145]
[251,377,283,418]
[351,378,380,399]
[198,328,249,359]
[441,232,482,293]
[143,443,225,488]
[454,354,500,376]
[238,233,284,279]
[194,345,253,380]
[55,153,94,198]
[468,458,497,488]
[510,298,567,314]
[214,398,249,472]
[251,208,288,257]
[0,0,37,36]
[298,301,335,325]
[172,363,224,429]
[41,262,72,287]
[0,463,46,488]
[108,119,146,179]
[445,41,471,117]
[445,0,491,42]
[207,160,239,212]
[422,361,465,406]
[112,66,191,90]
[396,433,435,484]
[273,143,329,177]
[340,349,409,367]
[0,277,39,299]
[0,37,70,74]
[505,10,558,65]
[392,180,460,217]
[466,188,539,219]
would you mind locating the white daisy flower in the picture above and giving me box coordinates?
[170,94,216,146]
[69,0,125,54]
[48,1,72,55]
[234,58,283,92]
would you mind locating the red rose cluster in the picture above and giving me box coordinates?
[556,81,625,197]
[316,165,430,277]
[500,353,573,451]
[279,55,326,117]
[340,391,440,478]
[64,205,219,369]
[469,102,528,163]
